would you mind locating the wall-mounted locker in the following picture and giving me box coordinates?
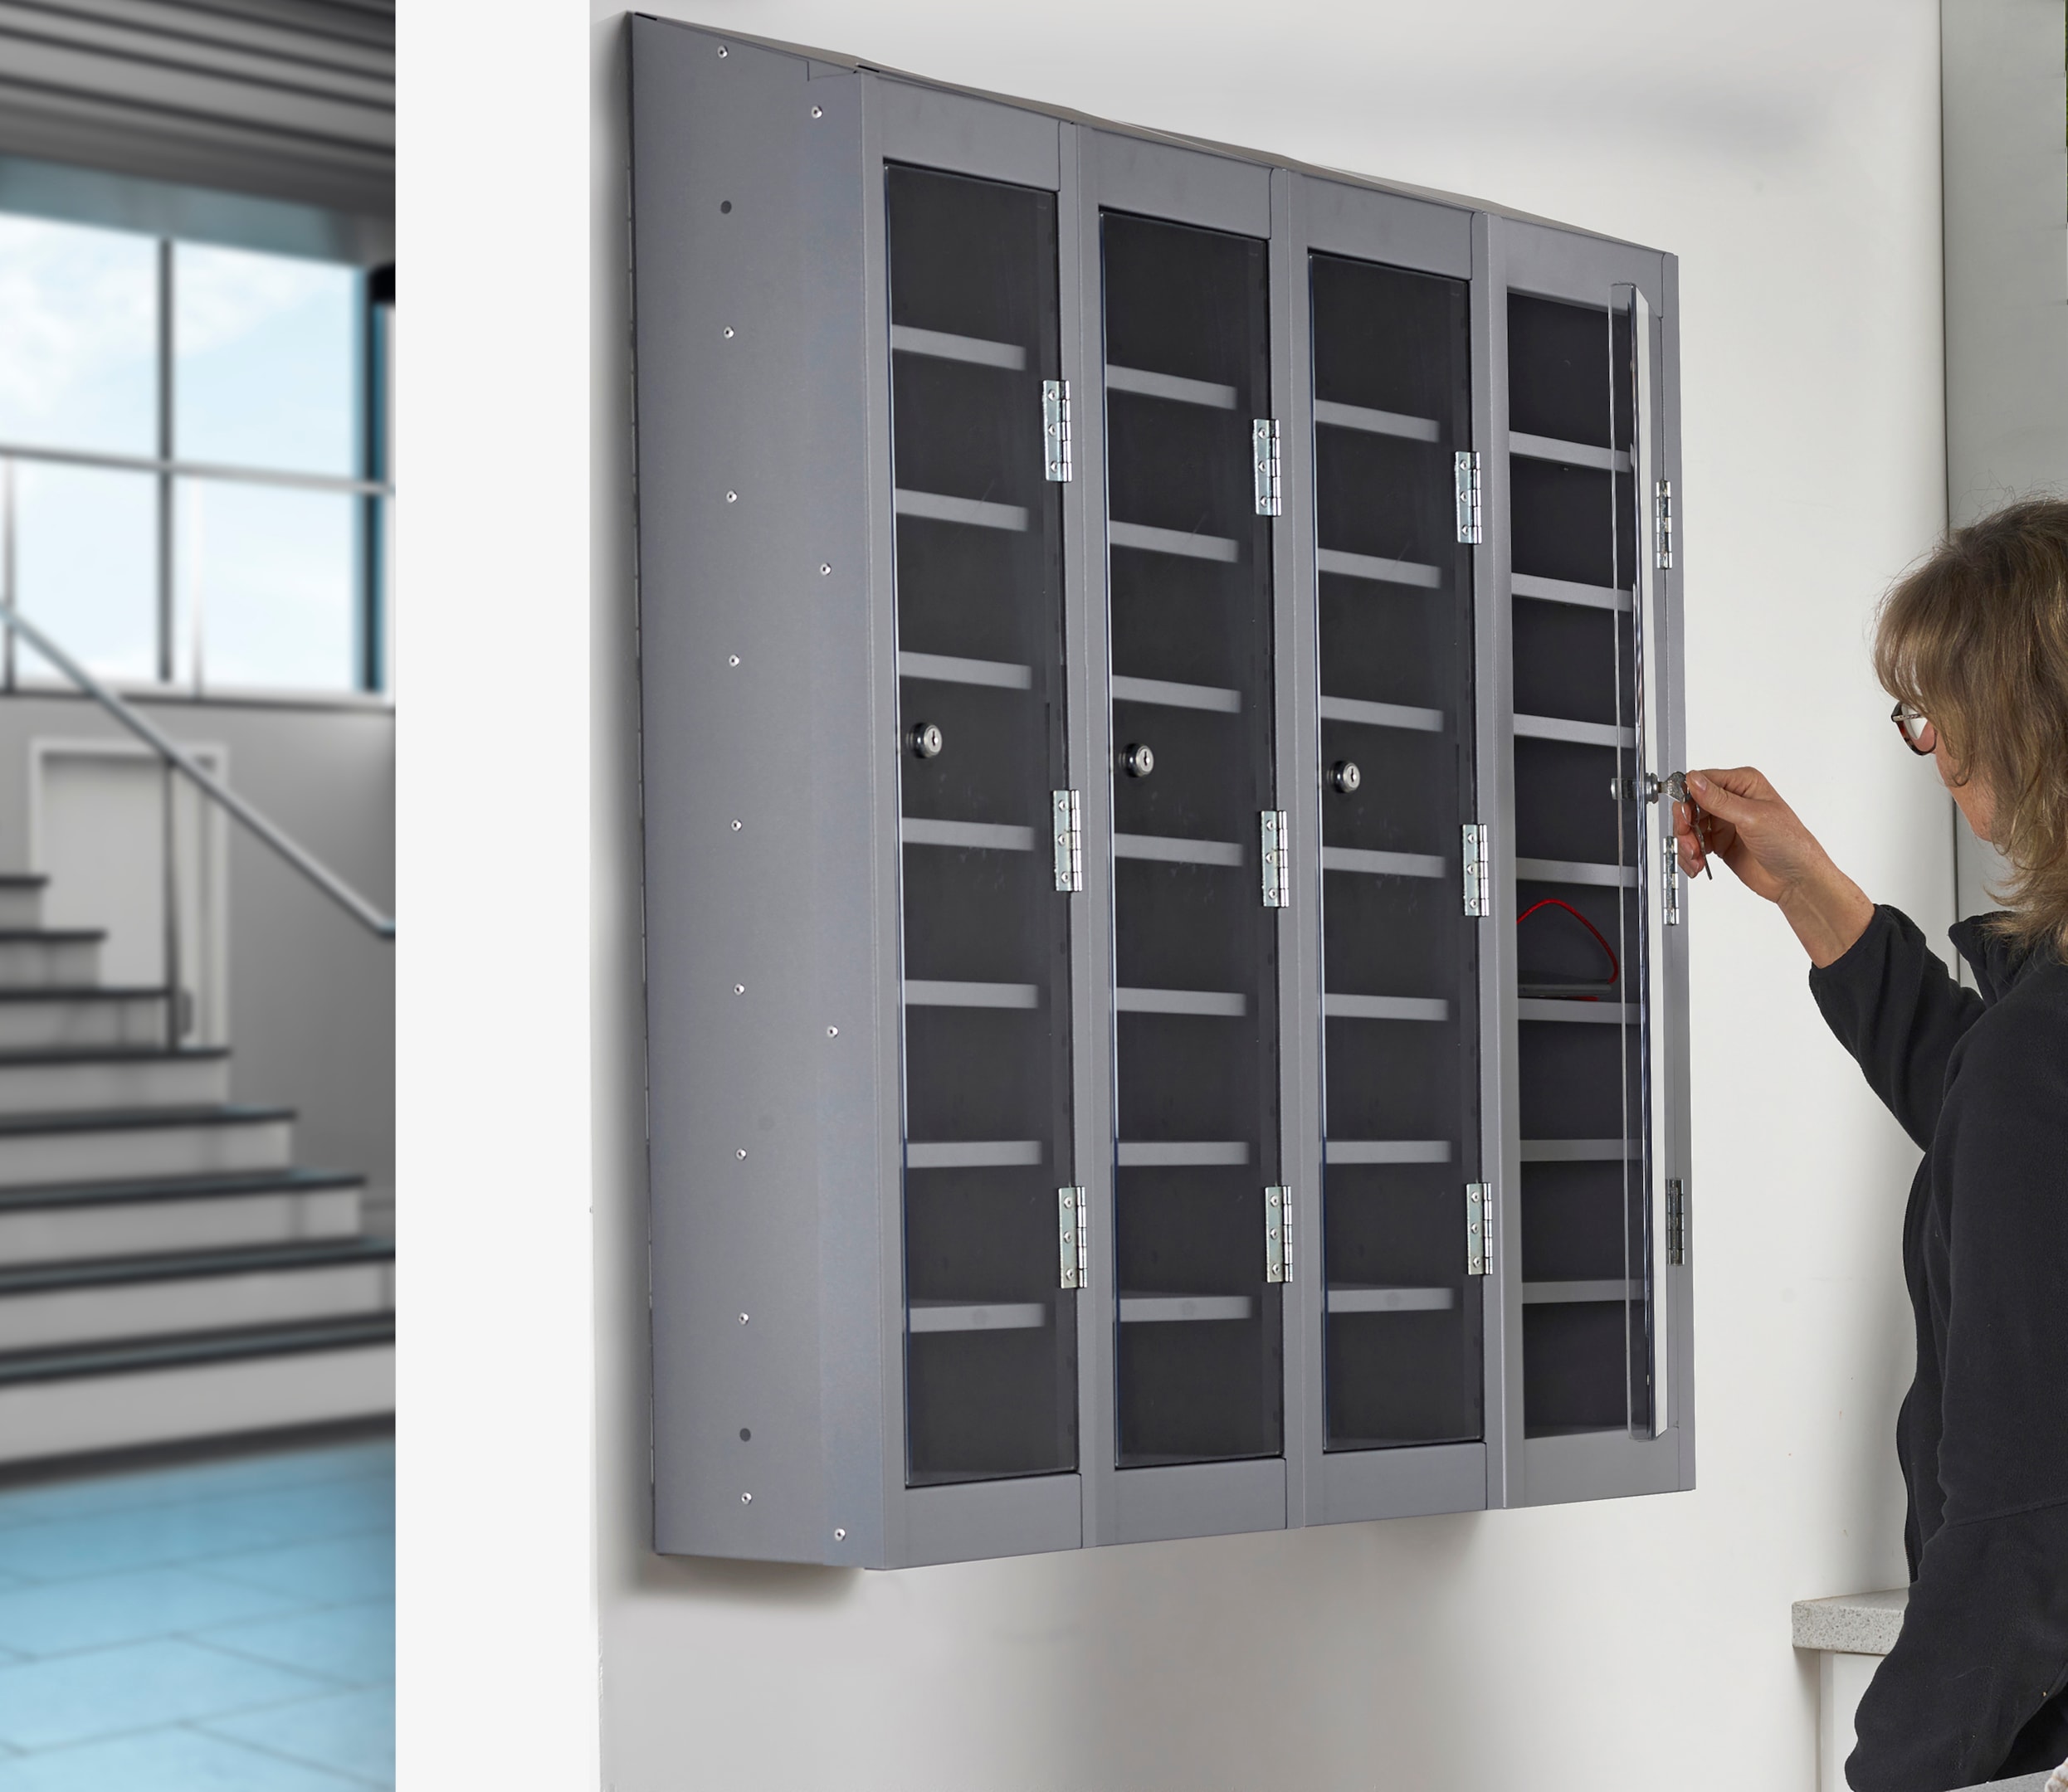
[629,14,1691,1569]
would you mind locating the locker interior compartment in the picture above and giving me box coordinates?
[1506,290,1654,1440]
[1310,254,1481,1451]
[1102,212,1282,1468]
[889,165,1077,1484]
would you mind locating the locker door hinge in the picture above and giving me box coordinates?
[1466,1182,1492,1277]
[1461,822,1490,917]
[1260,809,1290,908]
[1052,789,1082,893]
[1264,1186,1291,1283]
[1455,450,1481,545]
[1043,380,1072,482]
[1654,478,1674,569]
[1252,417,1281,516]
[1666,1178,1685,1266]
[1662,836,1681,926]
[1060,1186,1088,1288]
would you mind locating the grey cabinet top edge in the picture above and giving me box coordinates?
[624,12,1672,263]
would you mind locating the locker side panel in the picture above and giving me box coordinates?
[632,19,891,1565]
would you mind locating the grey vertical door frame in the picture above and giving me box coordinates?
[1290,174,1493,1527]
[1490,216,1692,1507]
[866,72,1090,1567]
[1077,128,1289,1548]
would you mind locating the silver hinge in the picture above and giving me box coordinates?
[1252,417,1281,516]
[1043,380,1072,483]
[1461,821,1490,918]
[1466,1182,1492,1277]
[1260,809,1290,909]
[1052,788,1082,893]
[1654,478,1674,570]
[1666,1178,1685,1267]
[1264,1186,1291,1283]
[1662,836,1681,927]
[1455,450,1481,545]
[1059,1186,1088,1288]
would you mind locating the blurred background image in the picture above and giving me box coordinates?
[0,3,395,1786]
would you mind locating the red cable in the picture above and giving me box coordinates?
[1516,897,1619,989]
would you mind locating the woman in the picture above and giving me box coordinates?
[1673,498,2068,1792]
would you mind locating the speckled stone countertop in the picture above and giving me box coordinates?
[1790,1587,1909,1655]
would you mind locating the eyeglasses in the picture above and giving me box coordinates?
[1891,702,1937,757]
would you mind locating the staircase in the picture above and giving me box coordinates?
[0,872,393,1467]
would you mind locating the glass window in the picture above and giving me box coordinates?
[0,215,157,457]
[12,464,157,681]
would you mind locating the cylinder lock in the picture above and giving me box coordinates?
[1332,760,1361,794]
[1120,743,1155,778]
[910,722,944,759]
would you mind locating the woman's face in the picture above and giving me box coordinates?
[1934,736,1997,845]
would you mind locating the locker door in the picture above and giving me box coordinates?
[1491,222,1690,1505]
[885,163,1080,1488]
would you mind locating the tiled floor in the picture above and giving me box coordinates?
[0,1434,394,1789]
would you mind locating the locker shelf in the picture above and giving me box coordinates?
[1312,398,1441,442]
[1314,548,1443,589]
[1510,431,1631,475]
[1327,1139,1452,1164]
[1514,713,1635,749]
[1109,520,1241,562]
[901,818,1038,853]
[1106,364,1237,409]
[1318,694,1445,733]
[1327,1285,1457,1313]
[1114,987,1248,1017]
[1523,1279,1641,1304]
[1511,572,1631,614]
[1519,1138,1633,1161]
[904,980,1041,1009]
[893,489,1031,532]
[1115,1142,1250,1166]
[909,1301,1050,1332]
[1109,674,1242,713]
[1515,1000,1636,1024]
[889,324,1028,370]
[1322,846,1446,880]
[905,1141,1045,1169]
[1113,833,1245,868]
[898,650,1034,689]
[1514,856,1636,889]
[1324,994,1451,1023]
[1119,1294,1256,1323]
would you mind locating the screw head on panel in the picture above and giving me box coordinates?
[716,44,728,56]
[723,326,735,338]
[834,1527,846,1541]
[819,562,832,576]
[734,983,745,995]
[736,1147,748,1159]
[731,819,742,830]
[725,490,738,504]
[728,655,740,667]
[739,1427,751,1441]
[741,1492,752,1504]
[811,105,823,118]
[827,1026,838,1037]
[739,1312,749,1324]
[719,200,732,212]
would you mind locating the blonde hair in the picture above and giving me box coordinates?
[1875,497,2068,956]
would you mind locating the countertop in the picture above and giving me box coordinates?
[1792,1587,1909,1656]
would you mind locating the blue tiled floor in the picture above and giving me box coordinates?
[0,1437,393,1789]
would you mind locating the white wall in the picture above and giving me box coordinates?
[406,2,1957,1787]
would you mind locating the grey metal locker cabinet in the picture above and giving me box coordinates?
[1483,218,1695,1507]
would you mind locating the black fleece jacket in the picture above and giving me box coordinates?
[1808,906,2068,1791]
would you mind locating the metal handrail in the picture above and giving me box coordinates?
[0,599,395,941]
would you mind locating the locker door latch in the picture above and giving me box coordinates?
[1455,450,1481,545]
[1060,1187,1088,1289]
[1260,810,1290,908]
[1252,418,1281,516]
[1043,380,1072,483]
[1466,1182,1492,1277]
[1053,789,1082,893]
[1461,822,1490,918]
[1264,1186,1291,1283]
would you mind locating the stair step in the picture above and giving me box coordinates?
[0,1105,295,1188]
[0,932,104,989]
[0,1048,231,1114]
[0,1167,364,1268]
[0,1315,393,1465]
[0,988,168,1051]
[0,1239,393,1354]
[0,879,48,933]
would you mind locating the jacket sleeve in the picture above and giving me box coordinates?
[1847,996,2068,1791]
[1808,906,1983,1150]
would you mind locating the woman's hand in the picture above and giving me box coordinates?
[1673,767,1876,967]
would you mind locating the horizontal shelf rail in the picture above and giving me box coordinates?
[1509,431,1631,475]
[1311,399,1441,443]
[1320,694,1444,733]
[1519,1138,1635,1161]
[1326,1285,1457,1314]
[889,324,1027,371]
[1118,1294,1256,1324]
[1514,856,1636,889]
[909,1301,1049,1333]
[1315,548,1442,589]
[906,1141,1044,1169]
[1109,520,1240,562]
[904,980,1041,1009]
[1105,364,1236,410]
[1327,1139,1453,1165]
[1322,846,1446,880]
[894,489,1029,532]
[1325,993,1451,1023]
[902,818,1036,853]
[898,650,1032,689]
[1514,713,1636,750]
[1115,987,1248,1017]
[1116,1141,1250,1166]
[1114,834,1244,868]
[1111,674,1241,714]
[1512,571,1631,614]
[1521,1279,1640,1305]
[1515,999,1638,1025]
